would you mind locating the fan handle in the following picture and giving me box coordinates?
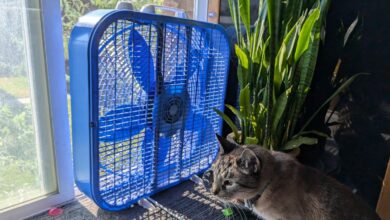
[140,4,187,19]
[115,1,134,10]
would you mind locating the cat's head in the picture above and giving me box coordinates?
[202,134,262,203]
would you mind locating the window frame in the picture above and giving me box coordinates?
[0,0,74,219]
[194,0,209,21]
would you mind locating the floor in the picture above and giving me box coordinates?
[28,181,259,220]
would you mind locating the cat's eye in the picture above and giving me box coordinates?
[223,180,234,187]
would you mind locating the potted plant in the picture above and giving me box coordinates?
[215,0,365,153]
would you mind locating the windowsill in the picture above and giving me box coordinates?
[27,181,258,220]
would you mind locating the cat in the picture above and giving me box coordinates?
[202,134,380,220]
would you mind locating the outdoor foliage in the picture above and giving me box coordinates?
[61,0,163,64]
[0,103,40,205]
[0,1,26,77]
[0,0,39,207]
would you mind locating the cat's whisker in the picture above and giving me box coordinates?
[234,202,247,220]
[230,203,239,220]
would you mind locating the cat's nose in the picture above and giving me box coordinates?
[202,170,213,189]
[211,185,220,195]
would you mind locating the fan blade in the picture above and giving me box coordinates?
[99,104,149,142]
[187,28,211,98]
[98,127,154,195]
[128,29,155,92]
[155,135,181,188]
[129,127,155,193]
[181,108,217,173]
[161,25,189,94]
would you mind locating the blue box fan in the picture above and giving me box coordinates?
[69,7,230,211]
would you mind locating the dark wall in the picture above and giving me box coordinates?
[318,0,390,208]
[292,0,390,208]
[317,0,390,97]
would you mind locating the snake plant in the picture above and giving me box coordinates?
[215,0,363,151]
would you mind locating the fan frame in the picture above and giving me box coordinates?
[70,9,230,211]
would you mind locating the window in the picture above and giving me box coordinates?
[0,0,73,219]
[0,0,215,218]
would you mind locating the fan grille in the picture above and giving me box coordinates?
[96,17,229,208]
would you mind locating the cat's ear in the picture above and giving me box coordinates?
[236,149,261,174]
[216,134,238,155]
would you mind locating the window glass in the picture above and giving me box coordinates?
[0,0,57,211]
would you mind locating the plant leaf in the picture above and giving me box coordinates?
[289,10,322,133]
[282,0,303,34]
[237,65,245,88]
[274,23,299,94]
[226,104,243,119]
[266,0,282,48]
[294,8,320,62]
[285,23,300,62]
[272,87,291,132]
[274,43,287,94]
[265,0,282,145]
[235,44,249,69]
[293,130,329,139]
[343,16,359,47]
[239,85,252,118]
[299,73,370,133]
[228,0,243,46]
[238,0,251,42]
[214,108,239,140]
[261,37,270,68]
[226,104,244,129]
[282,136,318,151]
[245,136,259,145]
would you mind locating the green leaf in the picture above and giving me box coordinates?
[238,0,251,42]
[239,85,251,118]
[284,22,300,62]
[214,108,239,140]
[289,11,322,133]
[299,73,370,133]
[226,104,243,120]
[239,85,251,143]
[274,43,287,94]
[261,37,270,68]
[272,87,291,132]
[226,104,244,130]
[273,22,299,94]
[282,0,303,34]
[252,2,268,59]
[294,8,320,62]
[245,136,259,145]
[266,0,282,48]
[265,0,281,145]
[237,65,245,88]
[228,0,242,46]
[235,44,249,69]
[282,136,318,151]
[293,130,329,139]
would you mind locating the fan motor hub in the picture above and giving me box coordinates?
[163,96,185,124]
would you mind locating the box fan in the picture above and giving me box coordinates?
[69,6,230,211]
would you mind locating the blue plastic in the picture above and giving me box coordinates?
[69,9,230,211]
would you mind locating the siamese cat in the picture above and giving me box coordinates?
[202,135,380,220]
